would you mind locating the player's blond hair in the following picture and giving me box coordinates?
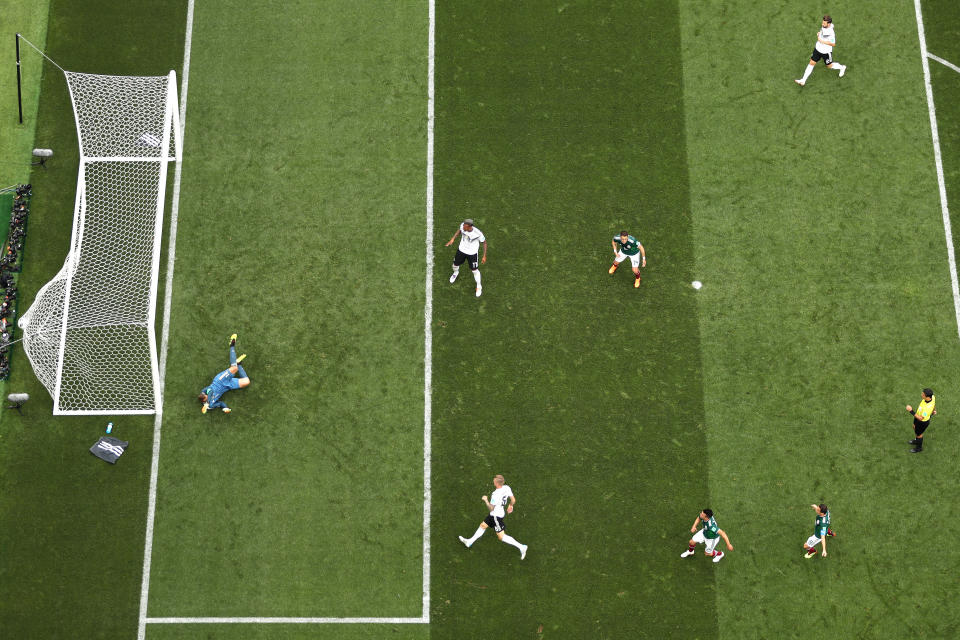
[494,474,505,485]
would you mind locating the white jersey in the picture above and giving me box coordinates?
[489,485,514,518]
[457,224,486,255]
[815,25,836,54]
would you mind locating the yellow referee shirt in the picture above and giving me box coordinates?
[916,396,936,422]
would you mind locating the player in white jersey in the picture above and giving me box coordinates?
[795,14,847,86]
[458,474,527,559]
[445,218,487,297]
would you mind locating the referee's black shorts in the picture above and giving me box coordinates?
[914,418,930,436]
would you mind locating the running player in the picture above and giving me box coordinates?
[680,509,734,563]
[198,334,250,414]
[804,503,836,558]
[795,14,847,86]
[458,474,528,559]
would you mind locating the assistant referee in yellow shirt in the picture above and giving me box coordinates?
[907,388,936,453]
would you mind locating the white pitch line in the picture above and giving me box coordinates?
[928,52,960,75]
[914,0,960,340]
[422,0,435,623]
[137,1,195,639]
[146,617,427,624]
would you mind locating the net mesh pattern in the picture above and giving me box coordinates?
[66,72,175,159]
[19,71,178,413]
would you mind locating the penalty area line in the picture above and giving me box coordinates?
[145,617,429,624]
[928,53,960,75]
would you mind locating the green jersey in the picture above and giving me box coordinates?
[701,515,720,539]
[814,510,830,538]
[614,234,641,256]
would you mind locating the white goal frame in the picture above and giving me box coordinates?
[19,70,182,415]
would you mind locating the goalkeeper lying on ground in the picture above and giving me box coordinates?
[198,334,250,414]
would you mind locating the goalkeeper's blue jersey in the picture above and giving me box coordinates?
[203,368,234,404]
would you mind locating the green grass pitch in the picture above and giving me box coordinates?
[0,0,959,638]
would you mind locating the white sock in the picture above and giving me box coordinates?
[452,266,460,276]
[465,526,485,546]
[830,62,843,71]
[473,270,481,286]
[501,534,523,550]
[801,64,814,82]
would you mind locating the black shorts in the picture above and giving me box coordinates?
[453,250,479,270]
[810,49,833,66]
[483,515,505,532]
[914,418,930,436]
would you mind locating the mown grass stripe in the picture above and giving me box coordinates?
[431,1,714,637]
[146,0,428,619]
[138,2,195,638]
[914,0,960,340]
[680,0,960,636]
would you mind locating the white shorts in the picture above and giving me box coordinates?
[692,529,720,554]
[615,251,641,268]
[805,535,822,548]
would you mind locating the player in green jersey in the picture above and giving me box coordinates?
[680,509,734,563]
[609,231,646,288]
[803,503,836,558]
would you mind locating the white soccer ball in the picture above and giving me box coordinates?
[691,280,703,290]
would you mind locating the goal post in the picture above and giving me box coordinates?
[19,70,182,415]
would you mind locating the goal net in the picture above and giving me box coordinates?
[19,70,182,414]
